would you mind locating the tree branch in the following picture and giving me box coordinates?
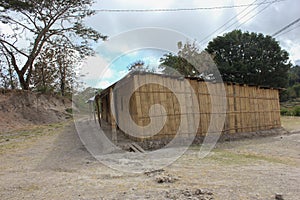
[0,39,29,57]
[18,10,40,31]
[1,43,20,74]
[3,16,37,33]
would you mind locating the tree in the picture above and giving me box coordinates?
[0,47,18,89]
[54,39,79,96]
[160,41,199,76]
[280,65,300,101]
[127,60,145,71]
[160,41,217,78]
[0,0,107,90]
[32,46,57,92]
[288,65,300,86]
[32,38,79,96]
[206,30,291,88]
[127,60,155,72]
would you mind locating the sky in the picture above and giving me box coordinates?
[1,0,299,89]
[79,0,300,89]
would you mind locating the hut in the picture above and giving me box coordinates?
[96,71,282,148]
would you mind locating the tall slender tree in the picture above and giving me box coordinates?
[0,47,18,89]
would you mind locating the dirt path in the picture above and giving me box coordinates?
[0,121,300,200]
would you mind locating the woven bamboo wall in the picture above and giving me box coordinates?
[101,73,281,142]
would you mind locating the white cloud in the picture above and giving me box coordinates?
[280,39,300,65]
[96,80,112,89]
[118,70,128,77]
[80,55,112,80]
[96,0,175,9]
[232,0,257,24]
[88,0,300,64]
[0,23,14,35]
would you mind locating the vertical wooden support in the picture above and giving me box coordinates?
[109,87,117,143]
[95,94,101,127]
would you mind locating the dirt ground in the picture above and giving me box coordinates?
[0,117,299,200]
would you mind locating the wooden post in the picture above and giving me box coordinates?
[109,88,117,143]
[95,94,101,127]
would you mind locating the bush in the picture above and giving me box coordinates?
[281,108,289,116]
[281,106,300,116]
[294,106,300,116]
[294,84,300,97]
[279,90,289,102]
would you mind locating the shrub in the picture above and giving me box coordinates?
[281,108,291,116]
[293,84,300,97]
[294,106,300,116]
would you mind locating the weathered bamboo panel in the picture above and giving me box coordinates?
[100,73,281,142]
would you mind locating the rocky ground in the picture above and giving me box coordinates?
[0,116,299,200]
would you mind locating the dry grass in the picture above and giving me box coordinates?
[0,121,68,154]
[208,149,296,166]
[281,116,300,131]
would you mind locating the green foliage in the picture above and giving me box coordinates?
[206,30,291,88]
[294,106,300,116]
[160,53,197,76]
[280,83,300,102]
[280,65,300,102]
[127,60,156,72]
[280,105,300,116]
[288,65,300,86]
[287,87,297,98]
[280,108,288,116]
[0,0,31,11]
[280,108,293,116]
[279,90,289,102]
[159,41,217,77]
[32,38,80,96]
[293,84,300,96]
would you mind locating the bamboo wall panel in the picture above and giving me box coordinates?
[100,73,281,142]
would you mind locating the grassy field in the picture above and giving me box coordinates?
[280,116,300,131]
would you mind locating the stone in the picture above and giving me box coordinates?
[275,193,284,200]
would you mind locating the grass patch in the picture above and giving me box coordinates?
[281,116,300,131]
[0,121,69,154]
[208,149,295,166]
[0,122,66,140]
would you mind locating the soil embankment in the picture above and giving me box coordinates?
[0,90,72,133]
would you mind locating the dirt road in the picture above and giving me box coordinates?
[0,118,300,200]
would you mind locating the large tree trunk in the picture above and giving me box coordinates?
[60,80,65,96]
[16,68,31,90]
[18,75,29,90]
[8,67,15,89]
